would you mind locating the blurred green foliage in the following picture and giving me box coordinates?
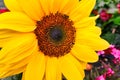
[84,0,120,80]
[94,0,120,44]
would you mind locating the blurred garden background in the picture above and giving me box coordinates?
[85,0,120,80]
[0,0,120,80]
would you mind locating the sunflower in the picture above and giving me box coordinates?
[0,0,109,80]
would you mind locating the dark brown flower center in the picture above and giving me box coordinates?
[34,12,76,57]
[48,26,65,44]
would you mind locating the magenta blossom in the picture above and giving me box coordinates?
[100,10,112,22]
[97,44,120,64]
[106,68,114,77]
[113,58,120,64]
[95,75,106,80]
[111,48,120,59]
[110,45,120,60]
[97,45,114,55]
[109,45,120,63]
[98,44,120,58]
[117,3,120,9]
[97,51,105,56]
[0,8,9,13]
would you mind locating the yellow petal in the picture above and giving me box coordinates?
[0,40,37,65]
[0,29,19,38]
[0,31,25,48]
[0,29,23,47]
[64,54,85,78]
[59,54,83,80]
[46,57,61,80]
[76,26,101,37]
[46,0,62,14]
[59,0,78,15]
[0,37,36,74]
[80,61,87,70]
[25,53,45,80]
[46,0,54,13]
[58,0,69,12]
[76,37,110,51]
[0,12,35,25]
[17,0,44,20]
[39,0,78,15]
[4,0,23,12]
[0,30,27,42]
[47,0,61,14]
[39,0,50,15]
[76,28,110,50]
[0,65,26,78]
[69,0,96,21]
[0,24,36,32]
[0,12,36,32]
[0,56,31,76]
[0,38,9,47]
[0,33,36,61]
[74,16,99,28]
[22,72,25,80]
[71,44,98,62]
[3,55,32,71]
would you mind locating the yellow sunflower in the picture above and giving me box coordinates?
[0,0,109,80]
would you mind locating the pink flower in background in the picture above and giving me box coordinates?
[110,45,120,60]
[117,3,120,9]
[97,51,105,56]
[0,8,9,13]
[111,48,120,59]
[103,45,114,54]
[109,45,115,48]
[106,68,114,77]
[95,75,106,80]
[113,58,120,64]
[102,44,120,59]
[97,44,120,64]
[117,3,120,14]
[101,44,120,61]
[100,10,112,22]
[97,45,113,55]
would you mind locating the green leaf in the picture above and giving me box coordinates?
[113,17,120,25]
[101,33,116,44]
